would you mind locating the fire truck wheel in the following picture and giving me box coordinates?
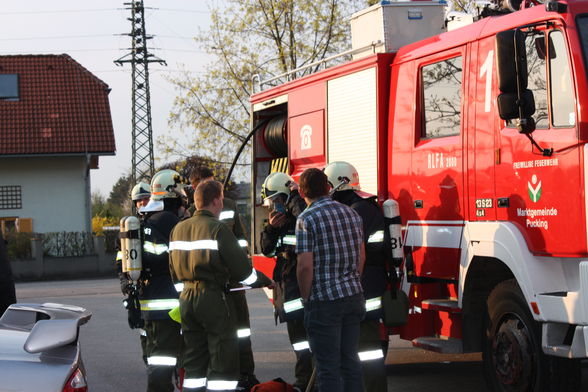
[482,279,580,392]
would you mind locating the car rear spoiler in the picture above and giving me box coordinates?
[0,303,92,353]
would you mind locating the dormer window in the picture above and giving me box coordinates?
[0,74,19,101]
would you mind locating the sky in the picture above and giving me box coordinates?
[0,1,212,197]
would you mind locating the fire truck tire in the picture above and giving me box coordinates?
[482,279,580,392]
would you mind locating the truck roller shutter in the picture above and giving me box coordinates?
[327,67,378,195]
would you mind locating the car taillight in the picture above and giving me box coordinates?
[63,367,88,392]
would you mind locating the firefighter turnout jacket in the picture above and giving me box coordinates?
[260,191,307,322]
[260,191,313,390]
[219,198,249,252]
[140,210,181,320]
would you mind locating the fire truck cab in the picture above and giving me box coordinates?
[249,0,588,389]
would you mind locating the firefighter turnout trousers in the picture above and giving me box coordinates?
[231,289,255,377]
[144,319,183,392]
[358,320,387,392]
[181,281,239,391]
[287,318,313,390]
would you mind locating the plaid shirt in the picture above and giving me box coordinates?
[295,196,363,301]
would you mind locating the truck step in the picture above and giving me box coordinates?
[421,298,460,313]
[412,337,463,354]
[543,344,573,358]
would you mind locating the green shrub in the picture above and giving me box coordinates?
[5,232,34,260]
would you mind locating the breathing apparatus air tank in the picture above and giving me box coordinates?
[383,199,403,267]
[119,216,142,283]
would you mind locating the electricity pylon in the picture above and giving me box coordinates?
[115,0,166,185]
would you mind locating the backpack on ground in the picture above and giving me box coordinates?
[251,378,294,392]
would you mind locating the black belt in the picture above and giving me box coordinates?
[183,280,228,291]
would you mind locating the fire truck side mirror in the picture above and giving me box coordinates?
[497,89,535,120]
[496,29,528,94]
[496,29,535,133]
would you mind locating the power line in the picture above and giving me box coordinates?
[156,8,209,14]
[0,34,198,43]
[0,49,119,54]
[0,34,115,41]
[92,68,206,74]
[0,7,208,16]
[158,35,196,40]
[0,8,118,15]
[0,47,205,54]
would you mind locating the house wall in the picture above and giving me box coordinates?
[0,156,91,233]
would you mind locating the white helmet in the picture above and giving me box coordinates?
[131,181,151,201]
[261,172,294,201]
[324,161,360,192]
[150,169,187,201]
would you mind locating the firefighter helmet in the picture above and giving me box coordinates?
[324,161,361,192]
[261,172,294,201]
[150,169,187,200]
[130,182,151,201]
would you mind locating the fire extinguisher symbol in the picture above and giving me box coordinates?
[300,125,312,150]
[527,174,542,203]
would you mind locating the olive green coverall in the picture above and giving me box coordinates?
[169,210,270,392]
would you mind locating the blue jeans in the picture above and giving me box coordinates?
[304,294,365,392]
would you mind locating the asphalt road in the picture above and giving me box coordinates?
[14,277,583,391]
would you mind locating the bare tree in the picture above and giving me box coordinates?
[162,0,369,169]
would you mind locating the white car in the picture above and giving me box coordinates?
[0,302,91,392]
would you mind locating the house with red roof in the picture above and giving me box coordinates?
[0,54,115,234]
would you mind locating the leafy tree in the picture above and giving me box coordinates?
[108,174,132,210]
[91,191,108,217]
[92,179,128,219]
[163,0,370,171]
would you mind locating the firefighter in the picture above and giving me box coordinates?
[117,181,153,365]
[132,181,152,210]
[117,181,152,266]
[324,161,389,392]
[260,172,312,392]
[138,169,186,392]
[188,166,257,390]
[169,179,272,392]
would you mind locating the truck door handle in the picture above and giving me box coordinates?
[414,200,423,209]
[497,198,509,208]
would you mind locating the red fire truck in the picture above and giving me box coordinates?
[248,0,588,389]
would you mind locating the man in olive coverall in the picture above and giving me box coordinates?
[169,180,272,392]
[188,167,257,390]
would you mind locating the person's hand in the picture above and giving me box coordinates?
[119,276,132,295]
[268,211,286,227]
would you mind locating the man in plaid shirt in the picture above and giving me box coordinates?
[295,168,365,392]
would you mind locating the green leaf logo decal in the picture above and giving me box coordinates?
[527,174,542,203]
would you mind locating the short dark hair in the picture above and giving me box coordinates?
[299,168,329,199]
[195,180,223,209]
[190,166,214,184]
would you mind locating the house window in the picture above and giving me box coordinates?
[0,185,22,209]
[0,74,19,100]
[421,56,462,138]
